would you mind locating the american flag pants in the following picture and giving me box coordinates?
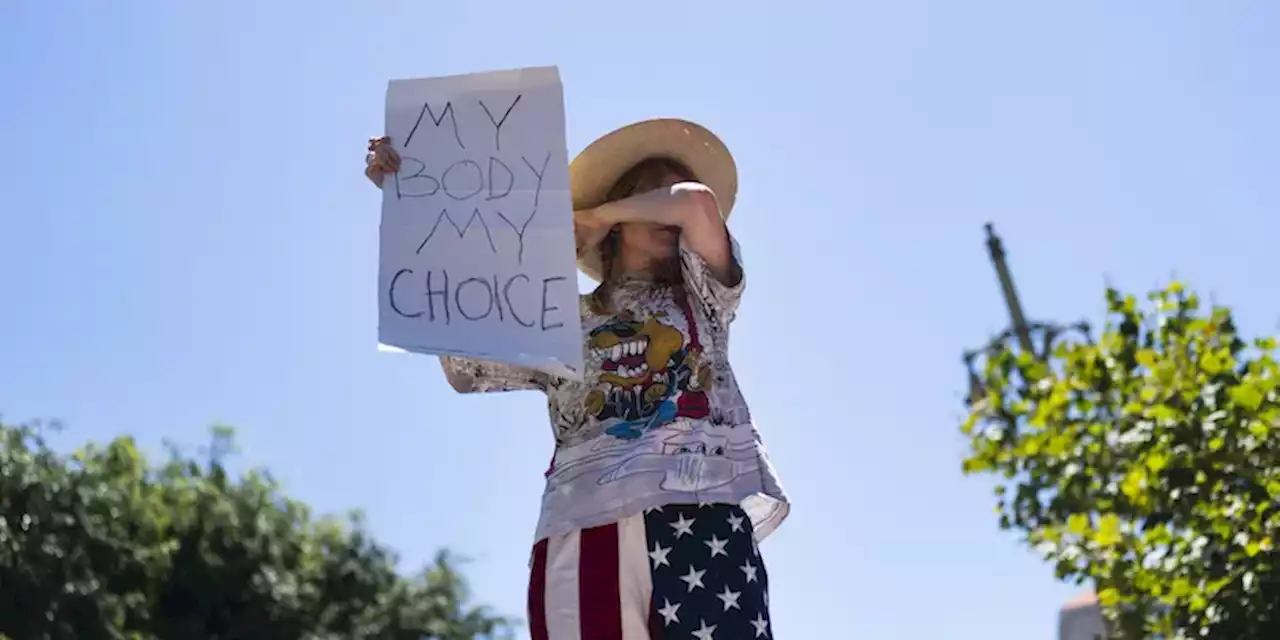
[527,503,774,639]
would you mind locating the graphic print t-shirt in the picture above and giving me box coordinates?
[443,237,790,544]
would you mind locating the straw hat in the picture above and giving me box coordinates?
[570,118,738,282]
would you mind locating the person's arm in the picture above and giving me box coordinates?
[574,209,614,261]
[579,183,740,286]
[439,356,549,394]
[664,183,741,289]
[581,184,745,323]
[677,228,746,326]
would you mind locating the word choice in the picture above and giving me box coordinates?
[388,268,568,330]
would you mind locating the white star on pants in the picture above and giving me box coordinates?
[657,598,681,626]
[670,513,696,538]
[692,619,718,640]
[705,534,729,558]
[679,566,706,592]
[726,511,745,532]
[740,559,758,583]
[648,542,671,569]
[716,585,742,611]
[750,613,769,637]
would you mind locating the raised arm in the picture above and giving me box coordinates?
[579,182,741,286]
[664,182,741,288]
[439,356,549,394]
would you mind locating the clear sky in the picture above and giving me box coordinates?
[2,1,1277,638]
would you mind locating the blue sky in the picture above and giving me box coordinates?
[2,1,1277,638]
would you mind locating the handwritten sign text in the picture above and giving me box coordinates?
[377,67,583,379]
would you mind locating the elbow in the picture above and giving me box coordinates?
[447,376,475,394]
[670,183,725,227]
[688,188,724,226]
[439,357,476,393]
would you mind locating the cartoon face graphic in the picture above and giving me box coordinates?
[589,312,685,388]
[584,310,713,440]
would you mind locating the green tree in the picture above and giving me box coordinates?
[962,283,1280,638]
[0,420,515,640]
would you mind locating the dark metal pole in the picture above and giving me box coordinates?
[984,223,1034,354]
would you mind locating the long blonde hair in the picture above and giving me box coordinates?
[587,157,697,316]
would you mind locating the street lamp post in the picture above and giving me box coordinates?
[960,224,1103,639]
[961,223,1091,407]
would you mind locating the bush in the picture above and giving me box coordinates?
[0,421,514,640]
[962,283,1280,638]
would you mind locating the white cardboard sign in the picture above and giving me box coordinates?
[377,66,584,380]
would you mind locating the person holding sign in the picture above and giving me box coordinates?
[366,118,789,640]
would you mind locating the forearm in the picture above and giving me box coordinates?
[578,184,739,285]
[656,184,739,286]
[574,208,619,259]
[676,200,739,286]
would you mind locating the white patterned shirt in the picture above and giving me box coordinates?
[442,235,789,544]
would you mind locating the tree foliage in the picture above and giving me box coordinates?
[962,283,1280,638]
[0,420,514,640]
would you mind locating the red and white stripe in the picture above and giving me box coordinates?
[528,513,657,640]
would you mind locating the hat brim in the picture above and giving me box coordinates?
[571,118,738,282]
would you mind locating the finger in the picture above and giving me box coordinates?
[376,146,400,168]
[366,156,389,174]
[374,156,398,174]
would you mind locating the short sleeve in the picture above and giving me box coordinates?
[679,232,746,326]
[440,356,549,394]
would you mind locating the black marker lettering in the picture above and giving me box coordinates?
[426,270,450,323]
[394,157,440,200]
[504,274,534,327]
[417,208,497,255]
[494,209,537,265]
[491,274,506,322]
[486,157,514,200]
[405,101,464,149]
[441,160,483,201]
[388,268,422,318]
[455,277,494,321]
[541,276,566,331]
[521,152,551,208]
[479,94,521,151]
